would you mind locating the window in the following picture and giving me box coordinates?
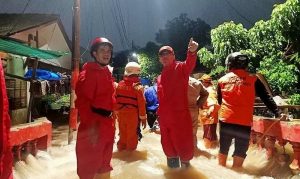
[6,78,27,110]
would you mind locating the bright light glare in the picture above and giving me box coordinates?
[132,53,137,57]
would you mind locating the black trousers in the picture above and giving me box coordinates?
[219,121,251,158]
[146,110,158,128]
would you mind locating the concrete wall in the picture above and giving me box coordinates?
[10,108,28,126]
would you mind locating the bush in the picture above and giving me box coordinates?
[289,94,300,105]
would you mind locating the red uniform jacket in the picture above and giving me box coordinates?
[75,62,116,122]
[0,61,12,179]
[157,51,197,114]
[75,62,116,178]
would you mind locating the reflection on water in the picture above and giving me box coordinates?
[13,125,297,179]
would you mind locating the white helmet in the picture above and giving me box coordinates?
[124,62,141,76]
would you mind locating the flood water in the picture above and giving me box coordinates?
[12,124,300,179]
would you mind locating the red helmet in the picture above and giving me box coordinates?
[91,37,113,47]
[158,46,174,55]
[90,37,113,58]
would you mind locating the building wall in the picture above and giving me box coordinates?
[6,55,25,76]
[5,55,28,125]
[10,21,71,69]
[10,108,27,126]
[6,21,71,125]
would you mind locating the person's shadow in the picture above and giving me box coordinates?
[112,150,148,163]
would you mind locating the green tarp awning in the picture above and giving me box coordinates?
[0,38,68,59]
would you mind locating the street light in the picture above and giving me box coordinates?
[128,52,138,62]
[132,52,137,58]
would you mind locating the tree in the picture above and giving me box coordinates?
[270,0,300,91]
[155,13,211,61]
[197,0,300,96]
[271,0,300,57]
[249,20,285,59]
[198,21,250,77]
[138,42,162,80]
[259,54,298,95]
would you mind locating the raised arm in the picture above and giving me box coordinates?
[184,38,199,74]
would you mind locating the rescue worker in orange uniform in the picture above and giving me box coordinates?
[217,52,284,170]
[199,74,220,149]
[116,62,147,151]
[0,58,13,179]
[187,76,208,153]
[157,38,199,169]
[75,37,116,179]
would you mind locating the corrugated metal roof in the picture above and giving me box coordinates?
[0,14,59,36]
[0,38,64,59]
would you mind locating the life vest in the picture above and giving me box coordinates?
[116,77,142,110]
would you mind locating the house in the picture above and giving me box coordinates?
[0,13,72,125]
[0,13,71,70]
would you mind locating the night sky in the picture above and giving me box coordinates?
[0,0,285,52]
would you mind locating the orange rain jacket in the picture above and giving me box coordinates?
[217,69,279,126]
[116,76,146,150]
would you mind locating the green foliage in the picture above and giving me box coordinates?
[211,21,250,61]
[41,94,58,103]
[209,66,226,78]
[198,21,250,76]
[138,42,162,80]
[197,0,300,95]
[271,0,300,47]
[197,48,216,69]
[259,54,299,95]
[289,94,300,105]
[290,52,300,64]
[41,94,70,110]
[249,20,285,58]
[197,48,225,78]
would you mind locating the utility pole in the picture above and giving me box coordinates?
[68,0,80,144]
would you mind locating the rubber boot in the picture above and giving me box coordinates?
[232,156,244,169]
[218,153,227,167]
[167,157,180,168]
[93,171,110,179]
[181,161,191,169]
[210,140,218,149]
[203,138,212,149]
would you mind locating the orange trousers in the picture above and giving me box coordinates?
[117,109,139,151]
